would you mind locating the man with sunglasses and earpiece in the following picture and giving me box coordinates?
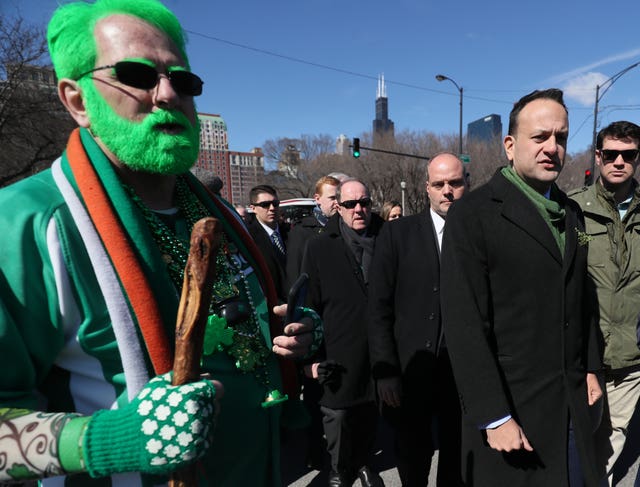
[570,121,640,485]
[0,1,319,486]
[247,185,289,301]
[301,178,385,487]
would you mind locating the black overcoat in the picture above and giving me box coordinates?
[301,213,383,408]
[441,171,601,487]
[285,214,324,290]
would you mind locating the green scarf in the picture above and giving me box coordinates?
[501,166,566,253]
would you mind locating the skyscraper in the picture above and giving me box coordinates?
[195,113,231,200]
[467,114,502,143]
[373,73,394,141]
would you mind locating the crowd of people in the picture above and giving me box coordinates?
[0,1,639,487]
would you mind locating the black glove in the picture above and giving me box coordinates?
[316,360,345,391]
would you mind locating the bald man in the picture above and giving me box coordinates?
[368,152,467,486]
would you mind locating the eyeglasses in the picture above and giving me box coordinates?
[339,197,372,209]
[75,60,204,96]
[253,200,280,209]
[600,149,640,163]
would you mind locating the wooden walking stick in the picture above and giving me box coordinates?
[169,217,223,487]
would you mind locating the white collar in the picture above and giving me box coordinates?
[430,208,445,234]
[257,218,278,237]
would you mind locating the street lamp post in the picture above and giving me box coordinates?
[400,181,406,216]
[436,74,463,156]
[590,61,640,177]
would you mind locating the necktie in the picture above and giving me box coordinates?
[271,231,286,257]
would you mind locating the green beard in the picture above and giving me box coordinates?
[81,79,200,175]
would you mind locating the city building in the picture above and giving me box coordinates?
[195,113,231,199]
[229,148,264,205]
[467,114,502,143]
[0,64,75,186]
[195,113,263,204]
[7,64,57,89]
[277,144,301,178]
[373,73,394,142]
[336,134,350,156]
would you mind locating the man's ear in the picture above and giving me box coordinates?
[503,134,515,162]
[594,150,603,169]
[58,79,90,128]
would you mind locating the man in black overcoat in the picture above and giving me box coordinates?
[302,178,384,487]
[368,152,467,486]
[246,184,288,301]
[440,88,604,486]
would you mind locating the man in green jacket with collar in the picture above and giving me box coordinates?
[570,120,640,485]
[0,1,317,485]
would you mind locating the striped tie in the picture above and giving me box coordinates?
[271,231,286,257]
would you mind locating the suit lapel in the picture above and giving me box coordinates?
[562,201,578,278]
[492,173,563,264]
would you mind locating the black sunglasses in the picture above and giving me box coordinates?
[76,60,203,96]
[339,197,372,209]
[600,149,640,163]
[253,200,280,209]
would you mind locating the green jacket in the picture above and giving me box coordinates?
[570,181,640,371]
[0,129,290,486]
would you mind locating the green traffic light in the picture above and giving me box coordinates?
[353,150,360,158]
[352,137,360,158]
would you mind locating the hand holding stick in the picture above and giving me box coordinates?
[169,217,222,487]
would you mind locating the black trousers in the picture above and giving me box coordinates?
[383,351,463,487]
[321,401,378,479]
[302,375,325,456]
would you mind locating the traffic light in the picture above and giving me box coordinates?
[584,169,593,186]
[352,138,360,158]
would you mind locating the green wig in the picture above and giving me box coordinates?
[47,0,190,81]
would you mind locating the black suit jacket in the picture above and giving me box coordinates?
[246,218,288,301]
[368,211,442,382]
[441,170,601,486]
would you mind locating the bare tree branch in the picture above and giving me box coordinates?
[0,10,76,187]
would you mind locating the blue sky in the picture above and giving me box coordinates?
[8,0,640,155]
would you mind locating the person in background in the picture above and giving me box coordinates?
[381,200,403,221]
[286,175,340,288]
[302,178,384,487]
[247,184,288,301]
[0,1,317,485]
[570,120,640,485]
[285,174,340,470]
[233,202,248,221]
[327,171,350,183]
[369,152,467,486]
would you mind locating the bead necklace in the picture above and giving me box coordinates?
[124,177,285,407]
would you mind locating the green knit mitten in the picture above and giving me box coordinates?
[81,372,216,478]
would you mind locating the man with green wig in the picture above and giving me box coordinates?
[0,0,319,485]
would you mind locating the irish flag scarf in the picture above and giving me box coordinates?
[51,128,297,399]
